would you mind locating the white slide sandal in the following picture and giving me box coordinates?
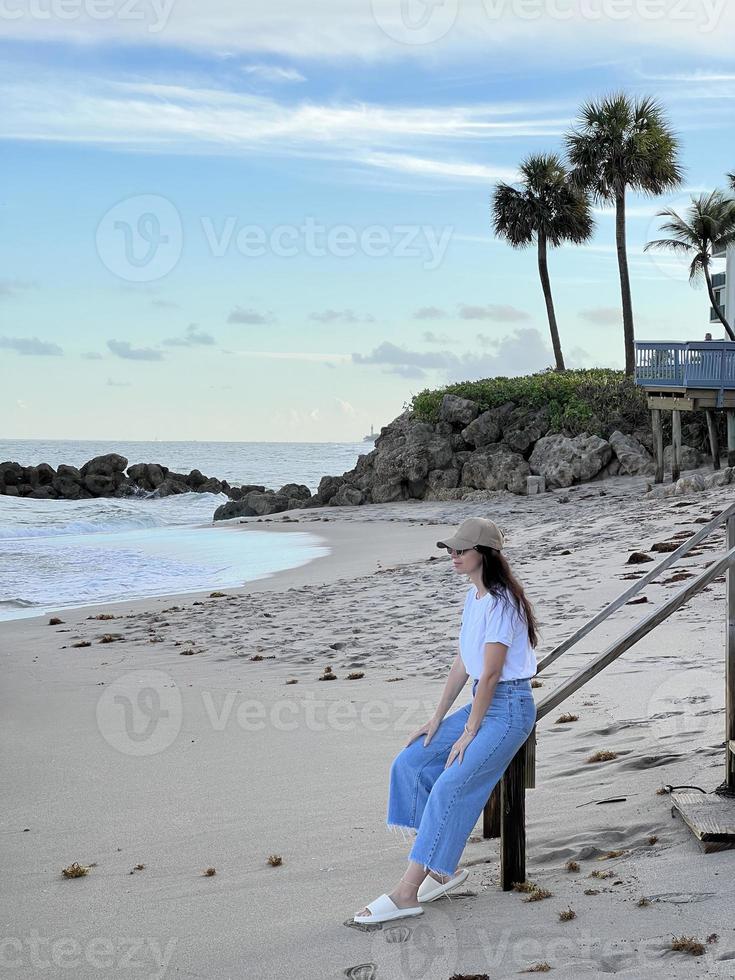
[353,893,424,924]
[417,868,469,903]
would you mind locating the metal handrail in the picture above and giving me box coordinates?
[536,500,735,675]
[536,540,735,721]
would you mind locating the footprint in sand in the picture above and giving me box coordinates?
[344,965,377,980]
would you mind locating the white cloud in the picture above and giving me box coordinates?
[364,153,521,182]
[335,398,356,416]
[2,1,733,59]
[351,328,560,380]
[242,64,306,83]
[0,68,569,188]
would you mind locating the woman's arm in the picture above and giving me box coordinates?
[432,650,469,722]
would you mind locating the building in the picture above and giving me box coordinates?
[710,242,735,329]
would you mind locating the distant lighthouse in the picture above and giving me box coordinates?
[363,424,377,443]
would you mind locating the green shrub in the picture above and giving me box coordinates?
[409,368,650,439]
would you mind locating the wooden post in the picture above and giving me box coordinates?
[500,748,526,889]
[727,410,735,468]
[651,408,664,484]
[727,515,735,793]
[671,409,682,483]
[706,410,721,470]
[482,785,501,838]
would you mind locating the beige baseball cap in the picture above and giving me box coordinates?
[437,517,505,552]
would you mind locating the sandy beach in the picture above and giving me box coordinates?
[2,470,735,979]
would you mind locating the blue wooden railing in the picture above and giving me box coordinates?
[634,342,735,403]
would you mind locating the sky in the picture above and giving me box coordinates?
[1,0,734,442]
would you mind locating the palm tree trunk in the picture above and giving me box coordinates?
[537,231,565,371]
[704,264,735,341]
[615,186,636,375]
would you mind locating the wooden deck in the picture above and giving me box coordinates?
[670,792,735,852]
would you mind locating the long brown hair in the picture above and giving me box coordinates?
[475,545,540,649]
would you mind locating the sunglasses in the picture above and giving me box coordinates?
[448,547,475,556]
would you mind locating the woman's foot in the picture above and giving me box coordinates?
[425,869,454,885]
[355,882,422,919]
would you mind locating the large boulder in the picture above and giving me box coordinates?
[277,483,312,501]
[439,394,479,428]
[330,484,365,506]
[529,433,612,488]
[150,476,190,498]
[461,445,531,495]
[609,430,656,476]
[80,453,128,496]
[461,402,515,448]
[502,406,551,456]
[53,465,83,499]
[127,462,167,491]
[663,443,702,471]
[80,453,128,477]
[0,461,23,488]
[244,491,291,515]
[213,499,258,521]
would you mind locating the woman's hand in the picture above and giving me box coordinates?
[444,730,475,768]
[406,715,443,747]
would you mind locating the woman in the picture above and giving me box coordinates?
[354,516,539,924]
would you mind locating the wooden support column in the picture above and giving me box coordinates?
[671,409,682,483]
[727,515,735,793]
[706,410,721,470]
[482,785,501,838]
[651,408,664,484]
[727,410,735,468]
[500,747,526,890]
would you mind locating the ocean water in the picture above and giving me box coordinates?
[0,439,370,621]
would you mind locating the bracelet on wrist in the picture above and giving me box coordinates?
[464,722,478,736]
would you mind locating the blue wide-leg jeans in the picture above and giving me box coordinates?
[385,677,536,877]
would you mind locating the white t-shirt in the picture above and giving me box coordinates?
[459,584,537,682]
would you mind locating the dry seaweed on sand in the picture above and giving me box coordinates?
[670,936,705,956]
[61,862,90,878]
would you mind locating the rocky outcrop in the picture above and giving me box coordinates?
[0,455,308,516]
[608,431,655,476]
[528,434,613,488]
[646,467,730,497]
[3,390,719,519]
[212,483,313,521]
[293,391,717,512]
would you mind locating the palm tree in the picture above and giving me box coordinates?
[491,153,594,372]
[644,190,735,340]
[566,93,683,375]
